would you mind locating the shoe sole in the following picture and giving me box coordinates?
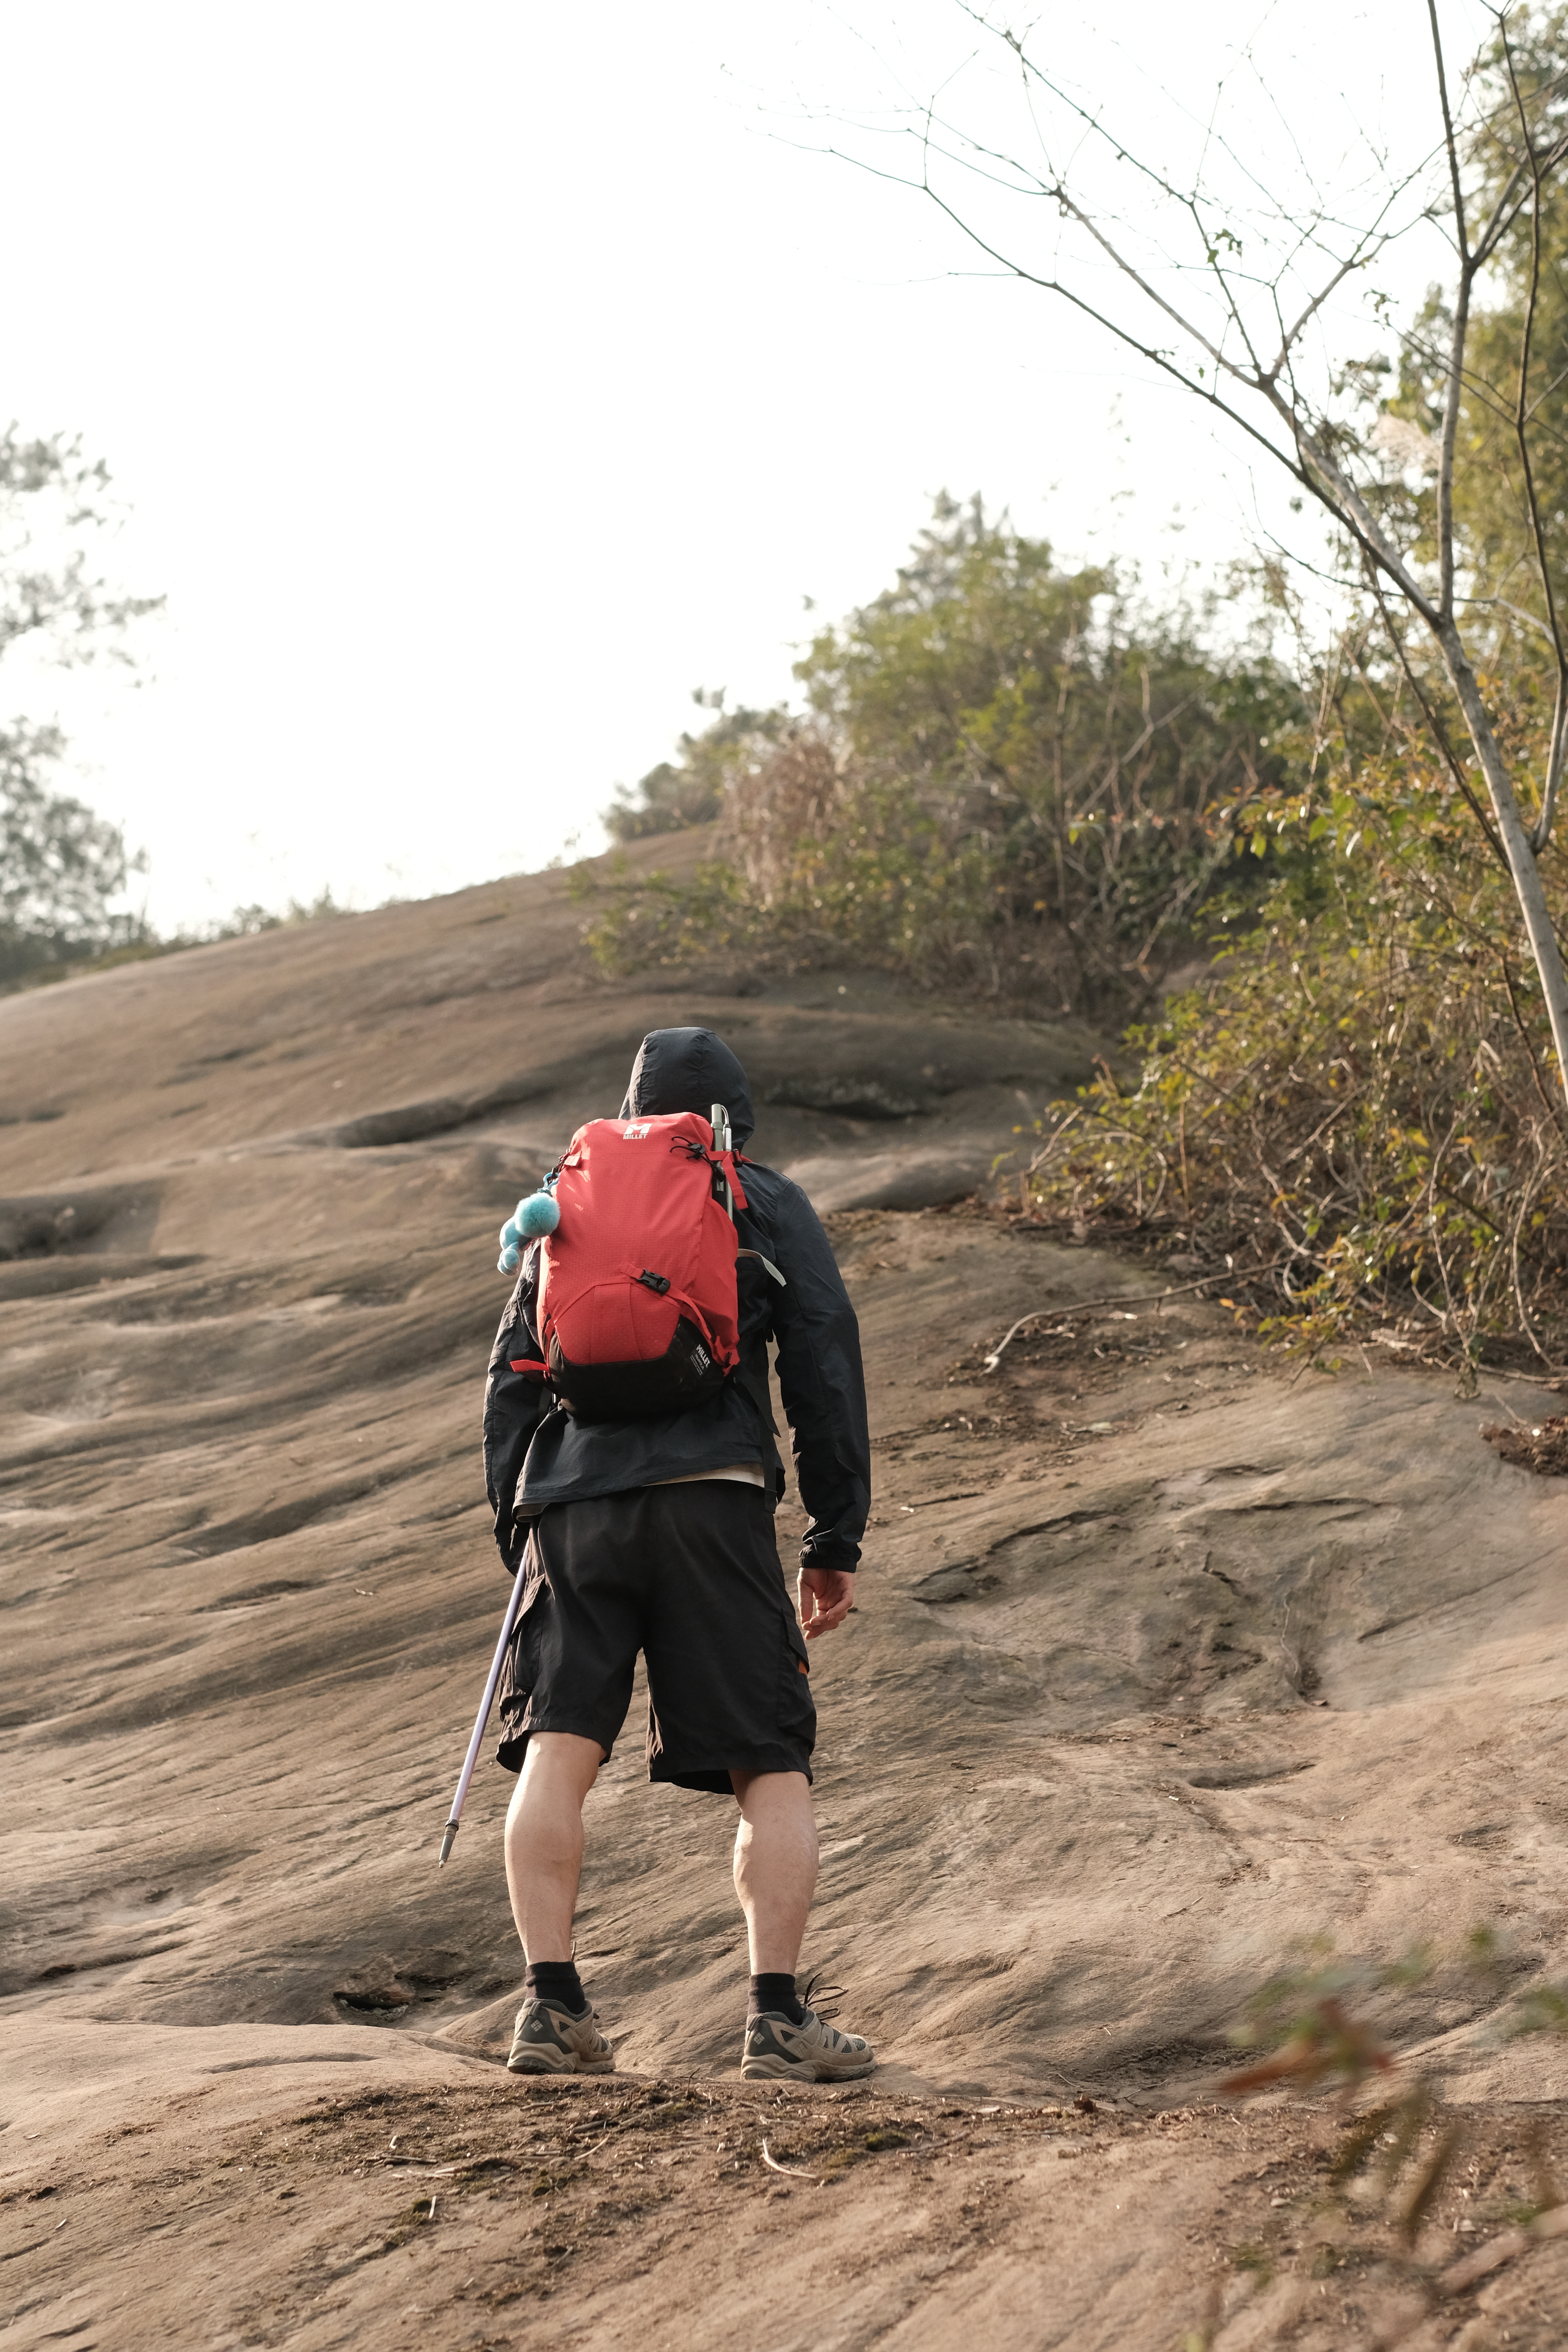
[507,2053,565,2075]
[507,2049,616,2075]
[740,2053,875,2082]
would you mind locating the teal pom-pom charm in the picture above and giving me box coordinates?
[514,1190,560,1238]
[495,1188,556,1272]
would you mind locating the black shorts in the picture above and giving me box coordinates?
[495,1482,816,1795]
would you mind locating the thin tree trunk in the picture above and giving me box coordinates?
[1436,617,1568,1090]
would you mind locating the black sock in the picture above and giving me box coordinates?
[525,1960,586,2015]
[749,1972,805,2027]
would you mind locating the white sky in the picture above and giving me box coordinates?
[0,0,1501,932]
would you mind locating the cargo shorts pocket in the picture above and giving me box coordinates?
[498,1563,551,1715]
[777,1603,817,1746]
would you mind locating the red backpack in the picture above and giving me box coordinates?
[525,1108,748,1421]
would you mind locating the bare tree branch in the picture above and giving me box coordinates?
[1497,21,1568,850]
[1427,1,1470,625]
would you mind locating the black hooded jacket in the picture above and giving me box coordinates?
[481,1027,871,1577]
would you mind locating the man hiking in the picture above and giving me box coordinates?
[481,1026,874,2082]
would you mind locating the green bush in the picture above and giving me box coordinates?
[1024,747,1568,1372]
[590,498,1300,1017]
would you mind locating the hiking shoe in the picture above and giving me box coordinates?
[741,2001,875,2082]
[506,1997,615,2075]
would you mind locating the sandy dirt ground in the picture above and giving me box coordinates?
[5,840,1568,2348]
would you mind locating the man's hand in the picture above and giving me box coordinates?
[798,1565,856,1640]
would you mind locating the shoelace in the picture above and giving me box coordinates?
[799,1972,846,2023]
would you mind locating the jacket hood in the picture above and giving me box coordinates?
[619,1026,755,1147]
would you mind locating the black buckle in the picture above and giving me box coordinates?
[636,1269,671,1294]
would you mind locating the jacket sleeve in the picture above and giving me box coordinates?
[767,1176,871,1576]
[481,1247,549,1573]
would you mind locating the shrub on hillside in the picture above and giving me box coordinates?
[1024,747,1568,1375]
[589,499,1301,1018]
[602,700,789,843]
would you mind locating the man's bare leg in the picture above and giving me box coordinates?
[504,1730,603,1960]
[503,1732,613,2075]
[732,1767,872,2078]
[730,1768,819,1973]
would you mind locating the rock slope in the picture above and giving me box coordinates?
[4,838,1568,2347]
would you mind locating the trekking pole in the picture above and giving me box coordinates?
[710,1101,733,1217]
[438,1554,529,1865]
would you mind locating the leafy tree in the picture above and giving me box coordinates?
[777,495,1298,1006]
[0,721,136,967]
[0,427,160,983]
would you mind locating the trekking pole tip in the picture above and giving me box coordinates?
[438,1821,459,1867]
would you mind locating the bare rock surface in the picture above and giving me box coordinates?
[4,838,1568,2346]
